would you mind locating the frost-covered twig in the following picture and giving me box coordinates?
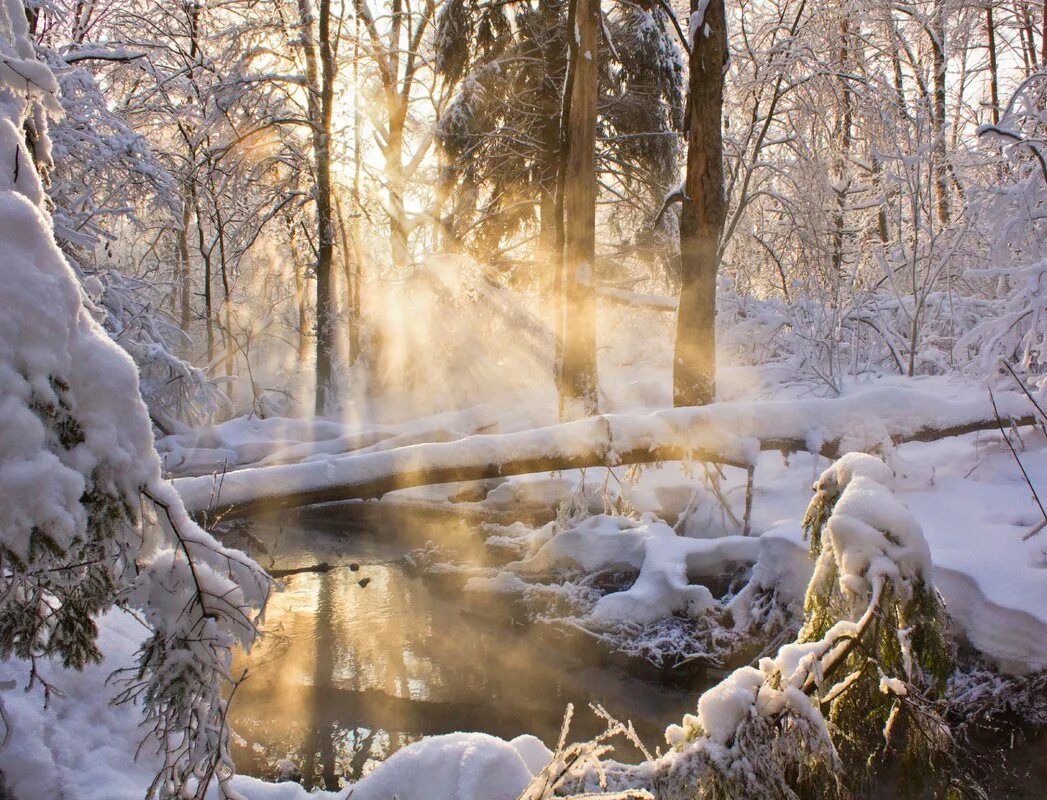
[517,704,655,800]
[988,389,1047,539]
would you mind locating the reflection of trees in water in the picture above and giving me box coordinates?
[334,726,378,780]
[296,564,437,789]
[302,571,336,789]
[231,514,692,790]
[246,629,292,669]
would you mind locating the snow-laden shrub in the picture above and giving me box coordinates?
[655,454,954,799]
[0,6,268,797]
[962,72,1047,391]
[718,279,988,394]
[40,48,221,431]
[79,267,223,434]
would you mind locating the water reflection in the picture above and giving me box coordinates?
[229,506,706,791]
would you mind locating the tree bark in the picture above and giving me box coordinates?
[556,0,600,418]
[674,0,728,408]
[177,192,193,337]
[289,222,309,364]
[335,196,359,364]
[350,16,364,363]
[189,181,214,368]
[986,4,1000,125]
[930,0,950,225]
[831,10,853,281]
[538,0,565,302]
[385,103,411,268]
[298,0,337,415]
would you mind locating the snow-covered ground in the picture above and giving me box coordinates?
[6,375,1047,798]
[461,408,1047,672]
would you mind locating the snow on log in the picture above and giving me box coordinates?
[172,387,1039,519]
[159,405,501,476]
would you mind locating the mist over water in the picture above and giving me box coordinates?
[228,506,710,791]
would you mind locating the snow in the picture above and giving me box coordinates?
[663,454,928,759]
[171,384,1037,515]
[0,14,269,797]
[158,405,500,476]
[0,611,550,800]
[457,403,1047,674]
[587,528,757,625]
[815,453,932,600]
[689,0,713,44]
[346,733,550,800]
[6,0,1047,792]
[694,666,763,744]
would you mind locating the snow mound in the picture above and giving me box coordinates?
[588,531,758,626]
[347,732,551,800]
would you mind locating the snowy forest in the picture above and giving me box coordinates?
[3,0,1047,797]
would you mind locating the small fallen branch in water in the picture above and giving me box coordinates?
[267,562,335,579]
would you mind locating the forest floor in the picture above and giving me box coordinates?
[3,369,1046,798]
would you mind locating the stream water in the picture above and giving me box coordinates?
[226,504,712,792]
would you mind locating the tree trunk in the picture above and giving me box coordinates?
[177,192,193,337]
[298,0,337,415]
[930,0,950,225]
[212,189,234,376]
[350,16,364,364]
[538,0,565,302]
[831,11,853,282]
[674,0,728,408]
[189,182,214,368]
[1022,4,1038,68]
[986,5,1000,125]
[335,196,359,364]
[385,99,411,268]
[289,224,309,364]
[176,397,1040,520]
[556,0,600,418]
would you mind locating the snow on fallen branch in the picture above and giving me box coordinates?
[172,387,1039,520]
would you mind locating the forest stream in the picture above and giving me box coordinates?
[225,504,716,792]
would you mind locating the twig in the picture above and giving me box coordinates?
[743,465,756,536]
[989,390,1047,538]
[999,359,1047,428]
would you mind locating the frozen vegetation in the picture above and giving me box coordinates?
[3,0,1047,799]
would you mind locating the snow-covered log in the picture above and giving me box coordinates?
[158,404,501,477]
[172,386,1038,519]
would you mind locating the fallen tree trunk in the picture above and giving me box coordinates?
[172,387,1038,520]
[161,405,500,477]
